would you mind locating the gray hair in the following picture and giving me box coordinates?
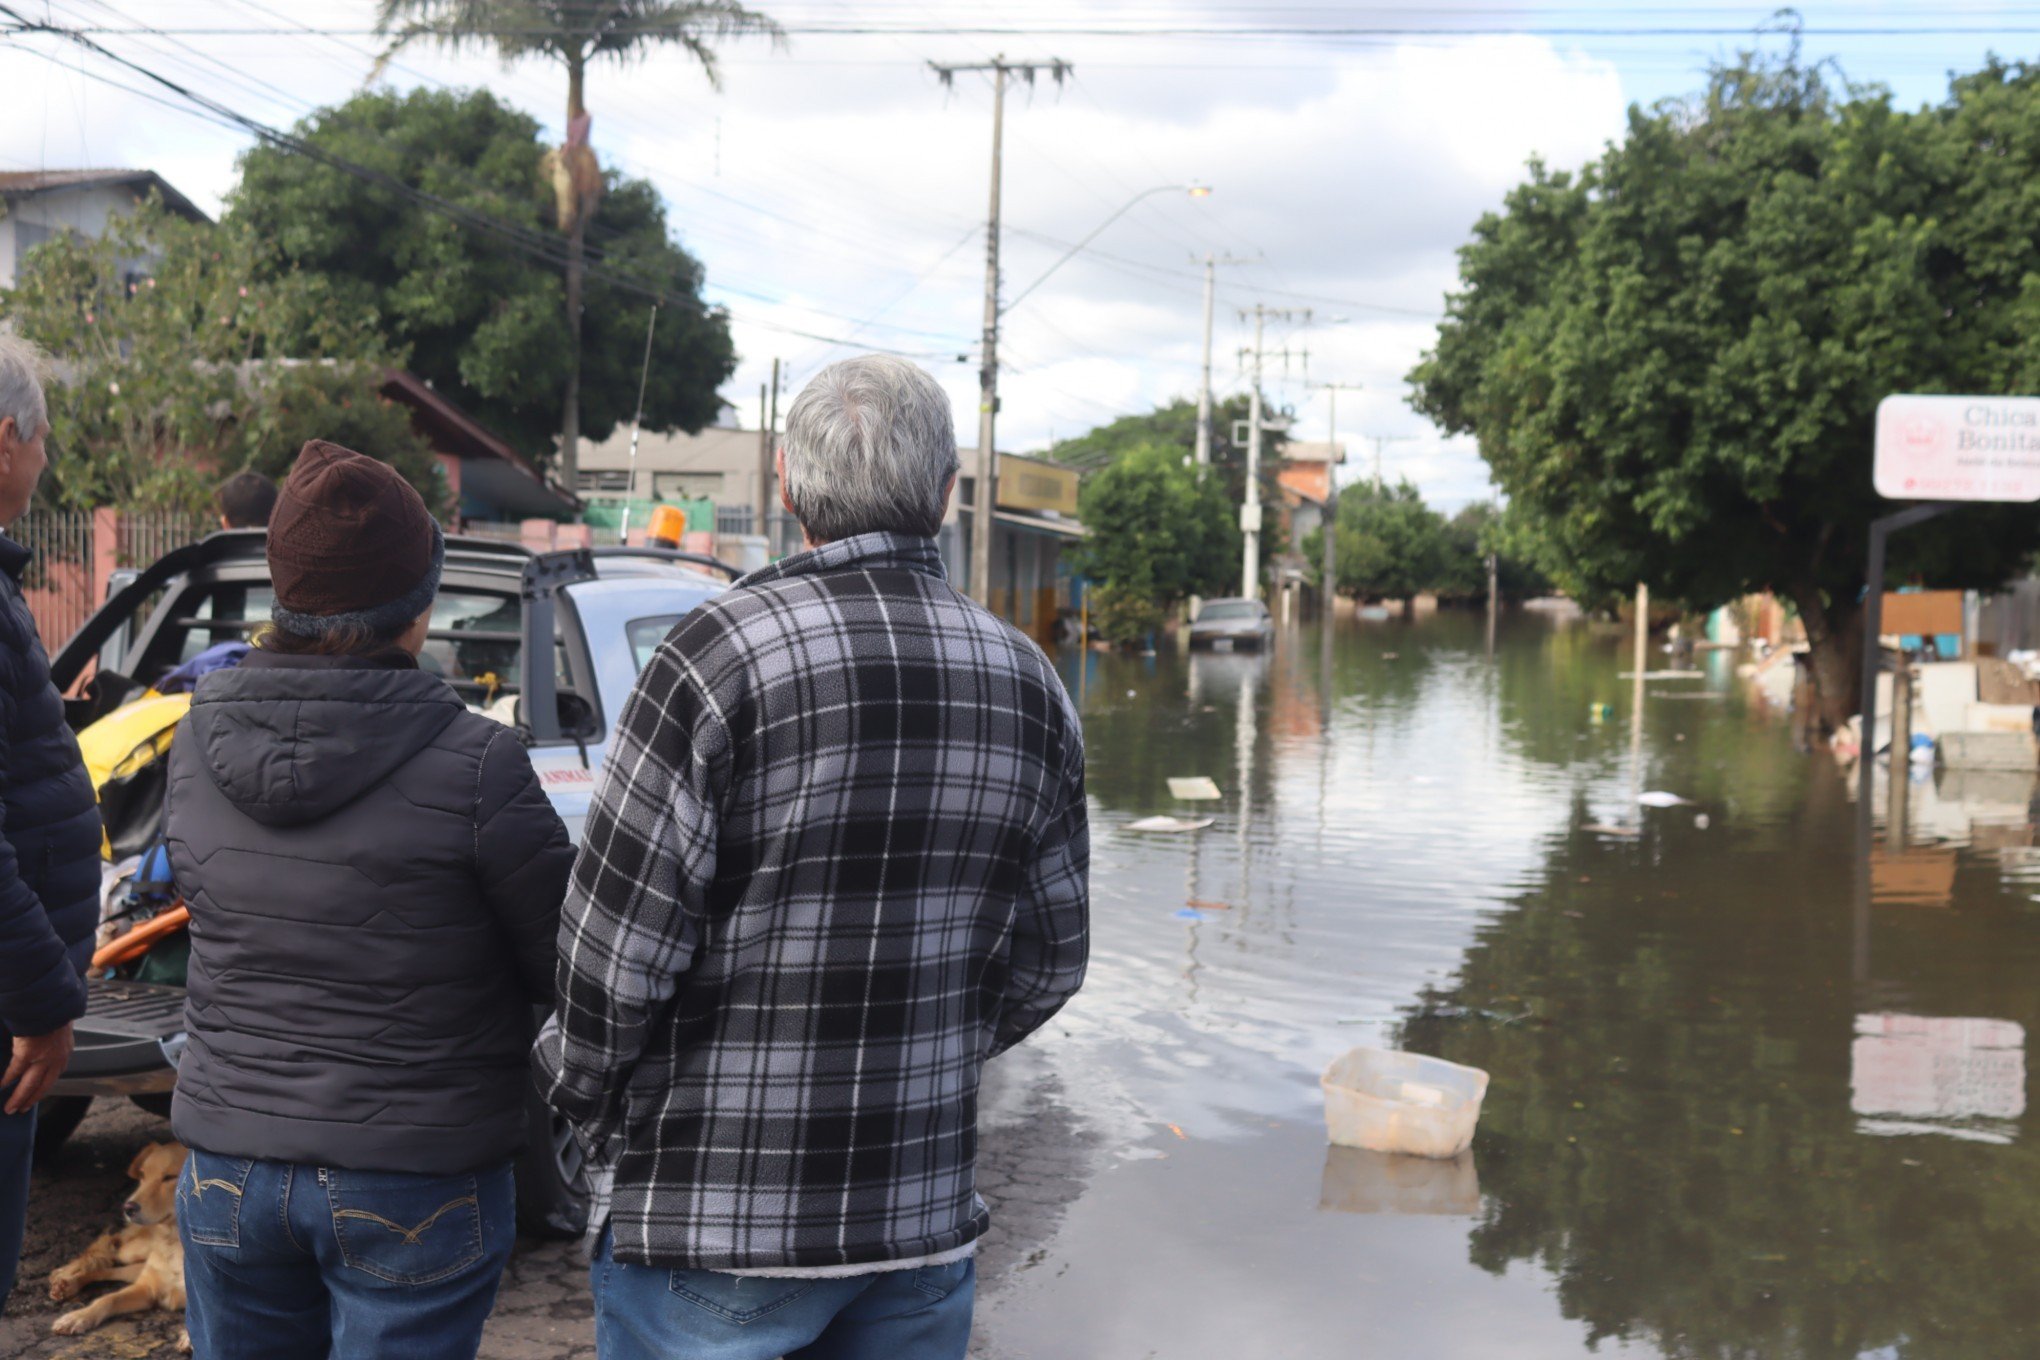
[781,355,960,542]
[0,332,50,442]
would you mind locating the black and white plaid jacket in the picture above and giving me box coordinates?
[535,531,1089,1270]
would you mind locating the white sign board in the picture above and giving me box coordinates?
[1874,394,2040,501]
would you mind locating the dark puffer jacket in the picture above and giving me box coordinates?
[0,536,102,1048]
[166,650,572,1173]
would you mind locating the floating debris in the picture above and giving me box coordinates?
[1126,815,1216,833]
[1168,776,1223,801]
[1637,790,1692,808]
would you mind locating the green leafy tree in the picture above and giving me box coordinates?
[1073,441,1238,640]
[1084,583,1166,648]
[1052,394,1285,518]
[1409,54,2040,733]
[1434,501,1553,601]
[375,1,781,484]
[0,203,441,515]
[1305,478,1451,603]
[229,87,734,470]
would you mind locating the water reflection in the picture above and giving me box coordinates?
[1319,1146,1481,1217]
[982,612,2040,1360]
[1851,1014,2026,1142]
[1403,794,2040,1358]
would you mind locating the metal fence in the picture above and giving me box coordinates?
[120,510,208,569]
[11,509,207,653]
[8,501,809,658]
[12,511,96,653]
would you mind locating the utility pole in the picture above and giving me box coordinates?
[1242,305,1267,600]
[1237,303,1308,601]
[1363,433,1419,489]
[1317,381,1362,618]
[1193,252,1252,475]
[931,56,1071,607]
[755,357,779,540]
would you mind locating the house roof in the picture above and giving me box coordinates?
[380,370,579,517]
[0,169,211,224]
[1281,440,1346,464]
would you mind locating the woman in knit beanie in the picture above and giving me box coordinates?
[164,441,572,1359]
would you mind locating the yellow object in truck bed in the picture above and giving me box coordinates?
[75,691,191,859]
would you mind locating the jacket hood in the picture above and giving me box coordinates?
[185,664,467,827]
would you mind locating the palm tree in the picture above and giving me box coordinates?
[375,1,782,488]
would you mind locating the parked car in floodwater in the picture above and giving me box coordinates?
[35,530,736,1238]
[1188,597,1274,652]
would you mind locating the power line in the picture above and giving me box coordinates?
[0,9,980,360]
[25,22,2040,38]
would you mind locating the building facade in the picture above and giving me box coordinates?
[580,424,1085,644]
[0,169,211,289]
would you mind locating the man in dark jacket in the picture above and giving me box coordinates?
[0,334,102,1306]
[167,440,573,1359]
[538,356,1090,1360]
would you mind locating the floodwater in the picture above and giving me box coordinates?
[971,610,2040,1360]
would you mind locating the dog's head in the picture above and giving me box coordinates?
[123,1142,190,1226]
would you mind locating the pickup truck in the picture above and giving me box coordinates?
[36,529,734,1235]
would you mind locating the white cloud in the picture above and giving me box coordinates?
[0,4,1637,509]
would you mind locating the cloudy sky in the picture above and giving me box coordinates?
[1,1,2031,508]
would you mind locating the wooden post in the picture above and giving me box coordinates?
[1630,582,1648,813]
[1889,657,1913,851]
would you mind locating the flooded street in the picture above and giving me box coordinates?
[6,609,2035,1360]
[972,610,2040,1360]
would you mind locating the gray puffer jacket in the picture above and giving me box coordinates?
[166,650,572,1174]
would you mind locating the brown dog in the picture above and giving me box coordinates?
[48,1140,192,1351]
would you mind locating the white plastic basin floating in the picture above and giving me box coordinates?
[1321,1046,1490,1159]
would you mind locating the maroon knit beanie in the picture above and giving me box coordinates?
[267,440,445,638]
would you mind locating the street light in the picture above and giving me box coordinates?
[1002,183,1211,315]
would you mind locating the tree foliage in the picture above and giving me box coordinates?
[1301,482,1542,603]
[1053,394,1285,517]
[0,203,441,515]
[1321,479,1450,601]
[1409,53,2040,730]
[1073,441,1238,628]
[375,1,783,95]
[228,87,735,461]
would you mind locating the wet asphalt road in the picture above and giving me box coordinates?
[0,1053,1082,1360]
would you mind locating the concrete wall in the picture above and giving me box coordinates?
[577,425,769,514]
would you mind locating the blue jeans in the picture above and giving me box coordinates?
[0,1107,32,1306]
[179,1149,515,1360]
[591,1230,975,1360]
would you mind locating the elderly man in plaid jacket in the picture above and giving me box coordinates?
[537,354,1090,1360]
